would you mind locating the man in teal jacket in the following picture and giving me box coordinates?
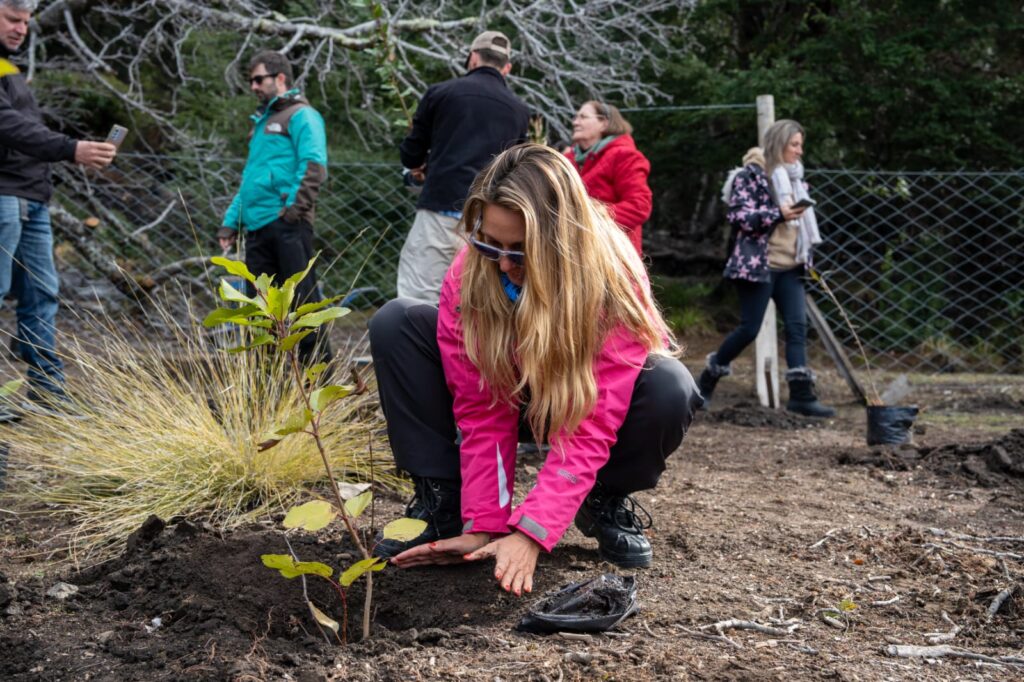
[218,50,331,364]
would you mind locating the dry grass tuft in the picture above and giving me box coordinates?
[0,302,397,564]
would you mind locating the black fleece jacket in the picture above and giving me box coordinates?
[400,67,530,213]
[0,46,78,203]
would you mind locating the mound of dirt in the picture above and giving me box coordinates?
[837,427,1024,488]
[0,514,567,680]
[701,402,824,429]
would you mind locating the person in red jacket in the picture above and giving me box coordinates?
[565,101,652,255]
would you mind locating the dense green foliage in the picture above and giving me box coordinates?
[637,0,1023,235]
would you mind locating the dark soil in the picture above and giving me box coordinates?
[837,428,1024,489]
[700,401,824,429]
[2,365,1024,681]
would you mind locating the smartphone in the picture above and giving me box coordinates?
[792,198,816,209]
[105,124,129,150]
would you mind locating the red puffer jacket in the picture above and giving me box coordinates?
[565,135,652,255]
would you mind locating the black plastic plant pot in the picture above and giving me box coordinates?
[516,573,639,634]
[866,405,919,446]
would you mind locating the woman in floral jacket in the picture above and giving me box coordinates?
[697,127,834,418]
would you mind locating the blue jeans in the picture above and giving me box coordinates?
[715,267,808,370]
[0,196,65,397]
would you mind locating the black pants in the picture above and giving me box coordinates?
[368,298,702,495]
[245,218,333,365]
[715,267,808,369]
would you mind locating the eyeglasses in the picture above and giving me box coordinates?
[470,220,525,266]
[249,73,279,86]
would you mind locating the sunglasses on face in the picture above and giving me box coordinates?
[470,221,525,266]
[249,73,279,86]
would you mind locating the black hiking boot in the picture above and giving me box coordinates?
[697,352,730,410]
[574,484,654,568]
[785,368,836,418]
[373,476,462,559]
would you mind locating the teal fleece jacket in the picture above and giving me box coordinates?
[221,89,328,233]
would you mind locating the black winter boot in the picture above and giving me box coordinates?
[785,367,836,418]
[696,352,730,410]
[574,483,654,568]
[373,477,462,559]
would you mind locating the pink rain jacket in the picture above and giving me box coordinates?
[438,249,655,552]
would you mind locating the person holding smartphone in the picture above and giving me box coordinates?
[697,120,835,418]
[0,0,117,418]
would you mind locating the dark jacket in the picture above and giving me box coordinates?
[0,51,78,203]
[400,67,530,213]
[722,163,784,283]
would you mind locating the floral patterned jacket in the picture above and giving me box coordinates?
[722,164,785,283]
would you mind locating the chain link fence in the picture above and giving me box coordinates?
[53,153,415,307]
[808,169,1023,374]
[51,155,1023,373]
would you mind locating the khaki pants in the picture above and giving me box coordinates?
[396,209,462,304]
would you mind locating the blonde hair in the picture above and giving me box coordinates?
[583,100,633,136]
[743,146,765,168]
[459,144,673,443]
[762,119,804,175]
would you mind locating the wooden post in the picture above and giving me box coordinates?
[754,94,780,408]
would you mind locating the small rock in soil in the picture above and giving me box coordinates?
[45,582,79,600]
[417,627,450,643]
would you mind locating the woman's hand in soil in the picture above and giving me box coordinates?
[389,533,490,568]
[464,531,541,597]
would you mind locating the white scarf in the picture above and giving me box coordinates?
[771,161,822,265]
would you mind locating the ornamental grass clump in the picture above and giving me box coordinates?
[0,285,398,564]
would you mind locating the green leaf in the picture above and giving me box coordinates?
[343,490,372,519]
[266,285,289,321]
[211,256,256,284]
[292,295,345,319]
[260,554,333,579]
[309,384,353,412]
[0,378,24,398]
[382,518,428,542]
[308,601,339,633]
[304,362,329,383]
[254,273,274,297]
[226,333,274,353]
[339,557,386,587]
[265,409,313,438]
[280,329,314,352]
[218,278,255,305]
[235,318,274,329]
[283,500,337,531]
[293,306,348,330]
[281,255,318,301]
[202,304,264,327]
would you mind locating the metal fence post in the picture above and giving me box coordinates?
[754,94,780,408]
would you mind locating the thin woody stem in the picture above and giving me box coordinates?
[814,273,883,405]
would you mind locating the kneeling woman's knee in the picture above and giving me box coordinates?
[369,298,437,354]
[644,356,703,426]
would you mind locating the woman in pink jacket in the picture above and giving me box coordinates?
[369,144,700,597]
